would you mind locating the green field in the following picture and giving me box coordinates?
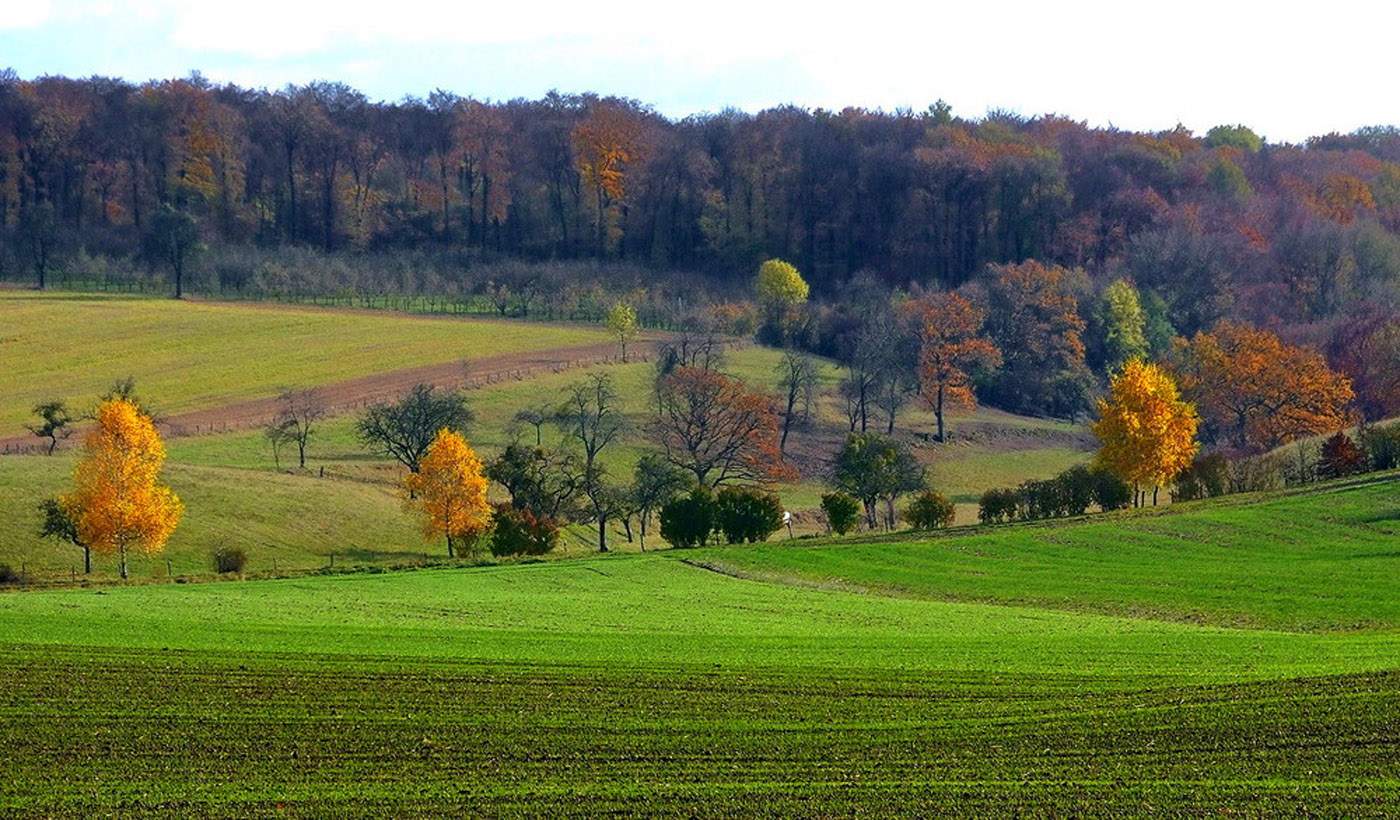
[0,290,608,435]
[1,477,1398,815]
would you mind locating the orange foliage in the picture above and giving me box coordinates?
[1092,359,1199,494]
[910,292,1001,440]
[1173,322,1354,451]
[64,399,183,578]
[401,428,493,558]
[651,366,796,487]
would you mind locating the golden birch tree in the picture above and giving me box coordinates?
[402,428,492,558]
[1092,359,1199,506]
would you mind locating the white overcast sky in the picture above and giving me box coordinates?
[1,0,1395,142]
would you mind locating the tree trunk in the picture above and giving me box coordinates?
[119,543,128,580]
[597,516,608,552]
[84,545,91,575]
[446,532,455,559]
[936,383,946,442]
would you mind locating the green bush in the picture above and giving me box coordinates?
[1091,468,1134,511]
[659,488,717,548]
[820,492,861,535]
[1362,425,1400,470]
[1173,453,1229,502]
[714,486,784,544]
[903,490,955,530]
[488,503,558,556]
[211,546,247,574]
[978,488,1019,524]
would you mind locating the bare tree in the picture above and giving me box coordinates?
[776,352,818,455]
[512,403,554,446]
[553,373,626,551]
[268,388,326,469]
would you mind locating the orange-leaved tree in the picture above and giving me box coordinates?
[1092,359,1199,506]
[651,366,797,488]
[402,427,492,558]
[911,292,1000,441]
[64,398,183,579]
[1173,322,1353,451]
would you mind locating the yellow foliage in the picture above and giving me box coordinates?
[64,399,183,578]
[402,428,492,557]
[755,259,809,306]
[1092,359,1199,492]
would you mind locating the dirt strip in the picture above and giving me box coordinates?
[1,340,647,453]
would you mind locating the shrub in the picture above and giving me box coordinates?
[0,564,20,585]
[488,503,559,556]
[903,490,956,530]
[820,491,862,535]
[1361,424,1400,470]
[659,487,717,548]
[1056,466,1097,517]
[1228,454,1284,494]
[714,486,784,544]
[212,546,247,574]
[1318,431,1366,479]
[978,488,1019,524]
[1172,453,1229,502]
[1091,468,1134,512]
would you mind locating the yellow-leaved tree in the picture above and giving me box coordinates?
[402,428,492,558]
[64,398,183,579]
[606,301,639,362]
[1092,359,1199,507]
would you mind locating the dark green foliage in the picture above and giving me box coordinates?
[1092,468,1134,511]
[357,383,473,474]
[38,497,89,573]
[820,492,861,535]
[1318,431,1366,479]
[903,490,955,530]
[488,503,559,556]
[978,488,1020,524]
[1173,453,1230,502]
[0,565,18,584]
[26,400,73,455]
[659,487,716,548]
[485,443,579,521]
[714,486,784,544]
[1361,424,1400,470]
[211,546,247,574]
[832,432,925,529]
[1055,465,1097,516]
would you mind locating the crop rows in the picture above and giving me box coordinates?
[1,645,1395,817]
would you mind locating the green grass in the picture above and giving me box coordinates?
[711,473,1400,633]
[0,290,608,434]
[2,472,1399,815]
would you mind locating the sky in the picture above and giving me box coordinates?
[1,0,1395,143]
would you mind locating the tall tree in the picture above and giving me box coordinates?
[912,292,1000,441]
[401,428,492,558]
[1098,279,1148,371]
[554,373,626,551]
[357,384,474,474]
[1092,358,1199,506]
[981,260,1092,417]
[63,398,183,579]
[776,350,818,455]
[572,98,649,258]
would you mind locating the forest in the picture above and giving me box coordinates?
[3,71,1400,427]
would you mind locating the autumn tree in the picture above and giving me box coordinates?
[572,98,649,258]
[911,292,1000,441]
[357,384,474,473]
[401,428,492,558]
[1098,279,1148,371]
[1092,359,1200,506]
[651,366,796,488]
[755,258,809,342]
[1173,322,1354,451]
[981,260,1092,417]
[63,398,183,579]
[606,301,639,362]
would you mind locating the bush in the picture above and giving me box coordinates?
[1228,454,1284,494]
[1056,466,1097,517]
[211,546,247,574]
[488,503,559,556]
[714,486,784,544]
[1362,424,1400,470]
[978,488,1019,524]
[659,488,717,548]
[903,490,955,530]
[820,492,862,535]
[0,564,20,585]
[1091,468,1133,512]
[1172,453,1229,502]
[1318,431,1366,479]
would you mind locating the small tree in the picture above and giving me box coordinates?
[776,351,818,455]
[820,492,862,536]
[1318,431,1366,479]
[485,443,580,522]
[266,388,325,469]
[912,292,1000,441]
[606,302,639,362]
[832,432,925,530]
[65,399,183,579]
[488,503,559,556]
[27,400,74,455]
[903,490,955,530]
[632,455,691,551]
[755,258,810,343]
[1093,358,1199,506]
[714,486,784,544]
[659,487,717,548]
[146,203,202,299]
[38,497,89,574]
[358,384,474,474]
[978,488,1019,524]
[554,373,626,551]
[401,428,492,558]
